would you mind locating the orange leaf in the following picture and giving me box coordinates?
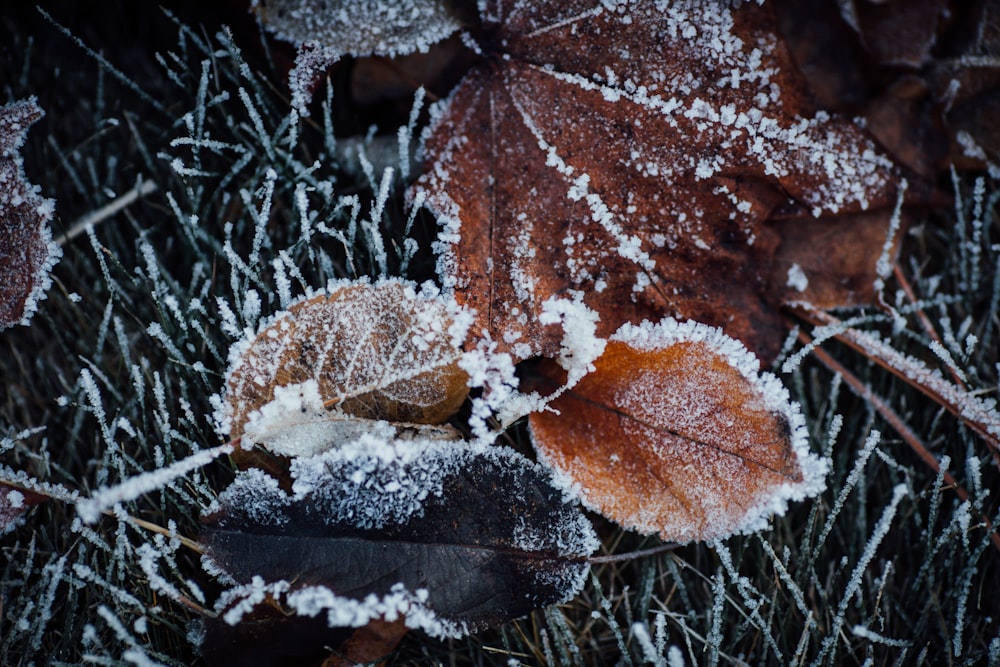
[528,319,826,542]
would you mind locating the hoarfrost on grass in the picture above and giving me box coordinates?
[254,0,462,112]
[77,444,233,524]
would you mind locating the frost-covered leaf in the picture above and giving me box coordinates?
[254,0,461,56]
[222,278,470,443]
[414,0,903,362]
[0,98,60,330]
[253,0,464,111]
[199,435,598,643]
[528,318,827,542]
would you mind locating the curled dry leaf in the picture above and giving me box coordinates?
[199,435,598,647]
[223,278,470,447]
[0,97,60,330]
[528,318,826,542]
[414,0,904,362]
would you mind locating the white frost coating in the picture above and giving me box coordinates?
[786,263,808,292]
[77,444,233,524]
[632,622,667,667]
[241,380,334,457]
[461,296,608,437]
[611,318,827,537]
[217,576,292,625]
[286,583,465,639]
[459,341,531,441]
[815,484,908,665]
[288,433,463,529]
[840,327,1000,440]
[872,179,907,300]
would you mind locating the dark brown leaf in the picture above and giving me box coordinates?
[414,0,903,362]
[839,0,950,69]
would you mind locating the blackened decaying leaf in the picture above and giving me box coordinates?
[200,436,598,643]
[0,98,60,330]
[223,279,470,444]
[528,318,826,542]
[414,0,904,363]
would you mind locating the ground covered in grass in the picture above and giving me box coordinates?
[1,2,999,666]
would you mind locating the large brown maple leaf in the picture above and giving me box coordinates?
[414,0,904,362]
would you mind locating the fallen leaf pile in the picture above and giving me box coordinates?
[194,0,922,658]
[206,276,823,663]
[0,97,60,330]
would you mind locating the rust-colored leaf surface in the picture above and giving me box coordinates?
[0,98,60,330]
[528,319,826,542]
[223,279,469,441]
[415,0,903,363]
